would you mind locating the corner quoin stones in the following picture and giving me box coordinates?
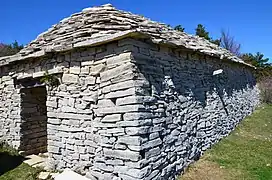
[0,4,259,180]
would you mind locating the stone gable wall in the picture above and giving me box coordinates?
[0,37,259,180]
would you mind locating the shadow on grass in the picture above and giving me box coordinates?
[0,152,24,176]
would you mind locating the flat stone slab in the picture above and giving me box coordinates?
[38,172,51,180]
[33,161,46,168]
[51,173,60,179]
[55,169,89,180]
[24,155,46,166]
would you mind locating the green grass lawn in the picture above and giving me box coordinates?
[0,163,41,180]
[0,144,41,180]
[181,104,272,180]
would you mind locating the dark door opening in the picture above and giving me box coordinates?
[20,86,47,155]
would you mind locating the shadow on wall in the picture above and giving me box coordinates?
[136,54,257,109]
[133,52,258,179]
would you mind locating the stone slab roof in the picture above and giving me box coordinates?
[0,4,254,68]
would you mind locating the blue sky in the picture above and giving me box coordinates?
[1,0,271,61]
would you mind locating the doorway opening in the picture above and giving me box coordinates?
[20,86,47,155]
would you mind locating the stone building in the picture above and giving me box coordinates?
[0,4,259,180]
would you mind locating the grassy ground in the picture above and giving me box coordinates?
[0,144,41,180]
[180,104,272,180]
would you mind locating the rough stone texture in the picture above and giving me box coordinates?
[0,4,260,180]
[125,39,260,179]
[0,73,21,148]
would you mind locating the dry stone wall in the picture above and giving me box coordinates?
[0,70,21,148]
[45,40,145,174]
[0,37,259,180]
[117,38,259,180]
[0,39,149,178]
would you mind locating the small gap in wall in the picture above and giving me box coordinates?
[140,150,145,159]
[110,98,117,105]
[13,77,17,88]
[148,87,152,97]
[193,151,201,161]
[162,67,165,74]
[148,76,153,96]
[120,114,124,121]
[85,103,91,109]
[159,133,164,141]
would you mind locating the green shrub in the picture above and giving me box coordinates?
[0,141,19,156]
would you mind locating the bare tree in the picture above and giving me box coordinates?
[220,29,241,56]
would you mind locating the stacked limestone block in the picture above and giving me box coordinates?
[81,39,259,180]
[43,39,150,178]
[80,41,152,179]
[0,69,21,148]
